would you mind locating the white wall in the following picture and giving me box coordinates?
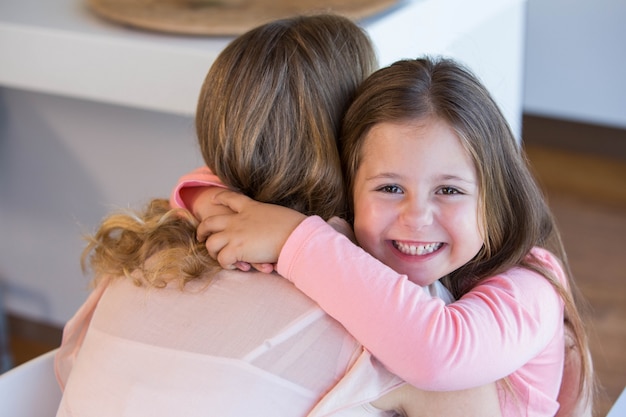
[0,88,203,325]
[523,0,626,129]
[367,0,526,139]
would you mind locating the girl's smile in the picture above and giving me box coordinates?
[393,241,443,256]
[352,116,484,287]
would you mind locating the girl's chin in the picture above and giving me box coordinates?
[382,255,443,287]
[394,266,439,287]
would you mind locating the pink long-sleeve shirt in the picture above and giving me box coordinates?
[170,166,226,209]
[172,167,566,417]
[276,216,566,417]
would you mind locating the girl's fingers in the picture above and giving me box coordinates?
[250,263,275,274]
[215,244,240,271]
[234,261,252,272]
[213,190,255,213]
[204,231,228,264]
[197,213,231,242]
[203,224,245,270]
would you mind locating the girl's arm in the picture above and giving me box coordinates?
[200,191,564,390]
[275,216,565,390]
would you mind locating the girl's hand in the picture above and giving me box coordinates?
[198,190,306,271]
[182,186,262,272]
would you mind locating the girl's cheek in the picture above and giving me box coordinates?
[353,205,377,244]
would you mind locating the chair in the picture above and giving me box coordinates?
[607,386,626,417]
[0,348,61,416]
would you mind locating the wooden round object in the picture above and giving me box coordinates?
[86,0,399,36]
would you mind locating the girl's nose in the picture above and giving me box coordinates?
[399,196,433,229]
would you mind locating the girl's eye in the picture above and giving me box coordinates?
[377,185,403,194]
[438,186,461,195]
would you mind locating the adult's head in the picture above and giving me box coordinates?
[196,14,377,220]
[85,14,377,286]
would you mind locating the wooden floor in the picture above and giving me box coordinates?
[4,115,626,416]
[5,314,62,368]
[523,115,626,417]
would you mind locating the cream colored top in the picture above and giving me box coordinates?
[55,268,404,416]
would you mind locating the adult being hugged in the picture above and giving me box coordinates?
[56,15,503,417]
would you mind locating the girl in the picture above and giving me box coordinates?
[57,17,502,416]
[193,57,595,416]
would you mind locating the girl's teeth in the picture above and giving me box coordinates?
[395,241,442,255]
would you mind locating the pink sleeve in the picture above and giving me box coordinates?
[276,216,565,391]
[169,166,226,210]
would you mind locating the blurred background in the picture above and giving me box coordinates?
[1,0,624,415]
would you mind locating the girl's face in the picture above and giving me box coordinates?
[352,117,484,287]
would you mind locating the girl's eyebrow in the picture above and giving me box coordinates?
[365,173,476,185]
[363,172,403,181]
[438,174,477,185]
